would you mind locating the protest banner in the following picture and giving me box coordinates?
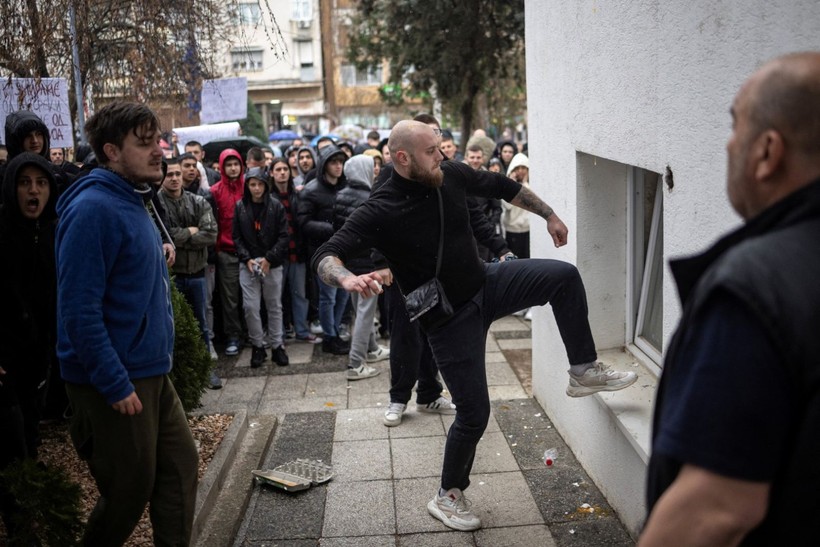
[173,121,241,153]
[200,77,248,124]
[1,78,74,148]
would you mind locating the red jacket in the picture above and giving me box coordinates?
[209,148,245,253]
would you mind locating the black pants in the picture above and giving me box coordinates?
[427,259,597,491]
[386,283,445,406]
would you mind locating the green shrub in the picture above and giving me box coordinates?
[169,281,213,412]
[0,458,83,546]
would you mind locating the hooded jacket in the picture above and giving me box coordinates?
[209,148,245,253]
[293,145,317,185]
[55,167,174,405]
[334,155,385,274]
[0,153,58,407]
[502,153,531,234]
[233,168,289,267]
[296,145,347,259]
[3,110,50,159]
[493,139,518,171]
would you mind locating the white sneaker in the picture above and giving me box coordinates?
[347,364,380,381]
[366,345,390,363]
[310,320,324,335]
[427,488,481,531]
[524,308,533,321]
[209,346,219,361]
[418,396,456,415]
[566,362,638,397]
[383,402,406,427]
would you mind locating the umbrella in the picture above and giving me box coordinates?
[269,129,299,141]
[202,136,268,163]
[309,134,340,147]
[330,124,365,143]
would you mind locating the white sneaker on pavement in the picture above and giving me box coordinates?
[366,345,390,363]
[566,362,638,397]
[418,396,456,415]
[427,488,482,531]
[383,402,406,427]
[347,364,380,381]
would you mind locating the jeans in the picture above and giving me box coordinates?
[429,259,597,491]
[349,293,380,367]
[317,276,349,338]
[239,264,285,348]
[216,252,242,340]
[283,261,310,338]
[385,283,445,405]
[174,275,210,351]
[205,263,216,341]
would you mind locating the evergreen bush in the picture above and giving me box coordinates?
[0,458,83,546]
[168,281,213,412]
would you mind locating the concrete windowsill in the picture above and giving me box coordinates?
[593,348,658,464]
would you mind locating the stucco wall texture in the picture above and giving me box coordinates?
[525,0,820,535]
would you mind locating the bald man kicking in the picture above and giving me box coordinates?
[312,120,636,531]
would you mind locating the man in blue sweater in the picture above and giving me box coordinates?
[56,101,198,546]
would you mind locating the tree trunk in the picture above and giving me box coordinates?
[25,0,50,77]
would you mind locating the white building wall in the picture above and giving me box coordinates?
[526,0,820,537]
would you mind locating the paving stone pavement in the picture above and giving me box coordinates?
[197,316,636,546]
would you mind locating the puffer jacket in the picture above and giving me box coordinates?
[296,145,347,259]
[333,155,384,275]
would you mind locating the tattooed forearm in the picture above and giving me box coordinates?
[318,256,353,287]
[509,185,554,220]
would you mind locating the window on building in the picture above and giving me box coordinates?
[291,0,312,21]
[340,64,383,87]
[238,2,261,26]
[629,167,663,364]
[231,48,264,72]
[296,40,314,81]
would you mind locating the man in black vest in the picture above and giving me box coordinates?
[642,51,820,545]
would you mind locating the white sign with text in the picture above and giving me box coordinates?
[1,78,74,148]
[200,77,248,124]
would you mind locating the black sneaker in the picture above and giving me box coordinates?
[250,346,266,368]
[272,345,289,366]
[322,336,350,355]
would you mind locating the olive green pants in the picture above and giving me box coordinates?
[67,375,198,547]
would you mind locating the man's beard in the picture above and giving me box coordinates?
[409,160,443,188]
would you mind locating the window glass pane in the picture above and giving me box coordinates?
[239,3,260,25]
[292,0,312,20]
[639,216,663,349]
[297,41,313,65]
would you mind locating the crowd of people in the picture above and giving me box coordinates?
[3,50,816,545]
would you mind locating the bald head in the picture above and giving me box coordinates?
[388,120,435,160]
[388,120,444,187]
[727,52,820,219]
[747,52,820,156]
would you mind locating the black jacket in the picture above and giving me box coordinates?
[296,145,347,258]
[0,153,58,407]
[313,161,520,316]
[233,178,289,268]
[375,162,510,258]
[647,178,820,545]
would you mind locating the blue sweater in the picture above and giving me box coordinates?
[56,168,174,404]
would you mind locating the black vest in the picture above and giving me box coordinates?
[647,178,820,545]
